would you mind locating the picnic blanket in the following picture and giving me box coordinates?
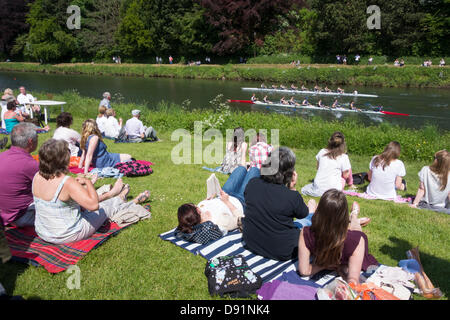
[160,220,348,286]
[0,128,48,135]
[5,221,127,273]
[343,191,412,203]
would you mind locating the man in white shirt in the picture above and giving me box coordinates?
[99,92,111,109]
[124,110,159,142]
[16,86,41,115]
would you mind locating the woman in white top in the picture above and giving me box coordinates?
[302,132,352,197]
[220,127,247,174]
[52,112,81,157]
[366,141,406,200]
[410,150,450,214]
[104,108,123,139]
[96,106,108,135]
[33,139,150,244]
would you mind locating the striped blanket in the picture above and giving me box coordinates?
[5,221,126,273]
[160,227,342,286]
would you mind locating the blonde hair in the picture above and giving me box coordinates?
[98,106,107,116]
[106,108,115,117]
[4,88,13,96]
[430,150,450,191]
[80,119,103,150]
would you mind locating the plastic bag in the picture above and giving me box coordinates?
[349,282,400,300]
[317,279,357,300]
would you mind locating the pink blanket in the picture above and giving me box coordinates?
[343,191,412,203]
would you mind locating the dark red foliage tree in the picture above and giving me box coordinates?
[200,0,305,55]
[0,0,33,57]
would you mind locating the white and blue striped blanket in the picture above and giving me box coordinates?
[159,227,345,286]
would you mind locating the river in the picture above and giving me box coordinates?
[1,71,449,131]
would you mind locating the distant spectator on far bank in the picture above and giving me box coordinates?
[400,59,405,67]
[355,54,360,65]
[99,92,111,109]
[440,58,445,67]
[368,57,373,65]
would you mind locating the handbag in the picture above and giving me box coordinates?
[204,255,262,298]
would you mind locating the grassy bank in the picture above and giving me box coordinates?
[27,91,450,163]
[0,112,449,300]
[0,62,448,88]
[247,54,450,66]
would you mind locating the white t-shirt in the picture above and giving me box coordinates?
[17,93,35,105]
[96,116,108,134]
[418,166,450,208]
[104,116,121,139]
[125,117,145,139]
[366,157,406,200]
[53,127,81,157]
[197,197,243,231]
[302,149,351,197]
[1,101,7,129]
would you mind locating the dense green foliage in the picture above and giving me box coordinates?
[3,0,449,63]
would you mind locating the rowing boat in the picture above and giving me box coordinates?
[228,100,409,116]
[242,87,378,98]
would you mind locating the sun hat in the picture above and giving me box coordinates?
[132,110,141,116]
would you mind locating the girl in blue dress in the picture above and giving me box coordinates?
[79,119,131,174]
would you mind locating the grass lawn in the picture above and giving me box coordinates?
[0,117,449,300]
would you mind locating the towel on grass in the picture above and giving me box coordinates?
[160,219,344,286]
[343,191,412,203]
[5,221,127,273]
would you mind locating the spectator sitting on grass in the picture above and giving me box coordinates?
[124,110,159,143]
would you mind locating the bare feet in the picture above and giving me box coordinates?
[109,178,125,197]
[351,201,371,227]
[133,190,150,204]
[119,184,131,202]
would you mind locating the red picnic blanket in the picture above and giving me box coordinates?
[5,221,125,273]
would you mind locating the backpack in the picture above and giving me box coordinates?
[352,172,369,185]
[114,161,153,177]
[204,255,262,298]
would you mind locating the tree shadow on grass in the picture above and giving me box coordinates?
[380,236,450,297]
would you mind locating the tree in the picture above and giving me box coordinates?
[200,0,305,55]
[77,0,123,59]
[0,0,33,58]
[12,0,79,63]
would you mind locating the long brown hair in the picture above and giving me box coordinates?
[325,132,347,159]
[80,119,103,150]
[373,141,401,170]
[310,189,349,267]
[430,150,450,191]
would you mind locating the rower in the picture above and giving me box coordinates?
[263,95,273,104]
[317,99,325,108]
[353,90,358,95]
[302,98,309,106]
[374,105,383,112]
[337,87,344,94]
[279,84,286,90]
[290,84,298,90]
[301,85,308,91]
[280,97,288,105]
[324,86,331,92]
[271,84,278,89]
[288,97,299,106]
[350,101,356,110]
[251,94,258,102]
[261,83,266,89]
[331,99,339,108]
[314,85,321,92]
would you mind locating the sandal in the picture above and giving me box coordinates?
[134,190,150,204]
[119,184,131,201]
